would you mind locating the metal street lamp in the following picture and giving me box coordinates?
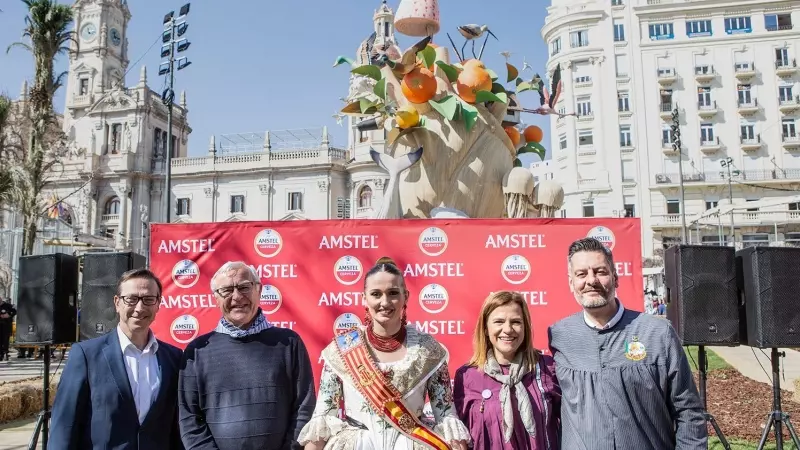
[671,105,688,243]
[720,157,740,246]
[159,3,192,224]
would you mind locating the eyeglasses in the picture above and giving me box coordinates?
[118,295,159,306]
[214,281,255,299]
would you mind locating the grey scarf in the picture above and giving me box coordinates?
[484,352,537,442]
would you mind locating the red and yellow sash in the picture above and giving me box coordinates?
[334,328,451,450]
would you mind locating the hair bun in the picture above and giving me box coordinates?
[375,256,398,267]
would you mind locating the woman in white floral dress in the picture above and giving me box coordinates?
[300,257,470,450]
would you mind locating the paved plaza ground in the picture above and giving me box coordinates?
[3,347,800,447]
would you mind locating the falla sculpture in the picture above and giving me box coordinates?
[334,2,565,220]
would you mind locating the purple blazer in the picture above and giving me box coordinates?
[453,355,561,450]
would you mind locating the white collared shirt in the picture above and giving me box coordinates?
[584,298,625,330]
[116,326,161,424]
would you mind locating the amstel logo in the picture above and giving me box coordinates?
[171,259,200,289]
[586,226,616,250]
[419,284,449,314]
[333,312,362,335]
[170,314,199,344]
[254,229,283,258]
[259,284,282,315]
[333,256,363,286]
[500,255,532,285]
[418,227,448,257]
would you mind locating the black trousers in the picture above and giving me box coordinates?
[0,321,11,357]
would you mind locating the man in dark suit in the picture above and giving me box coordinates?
[49,268,183,450]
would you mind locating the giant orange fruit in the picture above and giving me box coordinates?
[504,126,521,147]
[523,125,544,143]
[462,59,486,70]
[401,66,437,104]
[456,65,492,104]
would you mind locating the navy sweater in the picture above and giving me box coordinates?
[178,327,316,450]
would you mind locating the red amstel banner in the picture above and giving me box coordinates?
[149,218,642,384]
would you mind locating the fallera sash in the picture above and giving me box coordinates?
[333,328,452,450]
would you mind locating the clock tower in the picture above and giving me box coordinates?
[65,0,130,110]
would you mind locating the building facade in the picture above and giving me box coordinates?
[19,0,394,261]
[542,0,800,256]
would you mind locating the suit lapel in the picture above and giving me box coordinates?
[103,330,137,417]
[141,341,172,427]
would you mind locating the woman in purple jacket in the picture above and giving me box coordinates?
[454,291,561,450]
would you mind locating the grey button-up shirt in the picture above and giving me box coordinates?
[549,307,707,450]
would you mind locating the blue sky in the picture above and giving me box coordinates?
[0,0,551,163]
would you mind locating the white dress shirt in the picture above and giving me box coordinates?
[584,298,625,330]
[117,326,161,424]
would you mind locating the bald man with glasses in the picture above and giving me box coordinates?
[50,268,184,450]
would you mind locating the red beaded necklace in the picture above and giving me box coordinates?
[367,325,407,352]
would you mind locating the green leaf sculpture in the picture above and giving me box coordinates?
[491,82,506,94]
[517,81,535,94]
[518,141,546,160]
[360,98,379,114]
[475,90,508,104]
[351,65,382,81]
[460,100,479,132]
[486,69,499,81]
[417,46,436,70]
[333,56,355,67]
[429,95,460,121]
[506,63,519,83]
[513,158,522,168]
[435,61,460,83]
[373,78,387,100]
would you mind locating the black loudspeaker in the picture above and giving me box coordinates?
[79,252,146,341]
[16,253,79,344]
[737,246,800,348]
[665,245,740,346]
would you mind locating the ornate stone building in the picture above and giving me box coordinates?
[23,0,395,259]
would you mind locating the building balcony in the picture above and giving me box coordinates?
[657,68,677,85]
[651,214,683,228]
[695,65,716,83]
[577,113,594,122]
[170,147,349,174]
[661,141,679,155]
[71,93,92,108]
[698,101,719,118]
[779,96,800,113]
[740,135,762,151]
[659,102,674,119]
[700,137,722,153]
[652,168,800,187]
[738,99,760,115]
[101,214,120,223]
[776,59,798,77]
[734,62,757,80]
[574,76,593,88]
[654,210,800,229]
[783,135,800,149]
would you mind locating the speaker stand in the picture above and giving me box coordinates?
[697,345,732,450]
[27,344,51,450]
[756,348,800,450]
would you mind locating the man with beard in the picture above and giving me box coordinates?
[178,261,316,450]
[548,238,706,450]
